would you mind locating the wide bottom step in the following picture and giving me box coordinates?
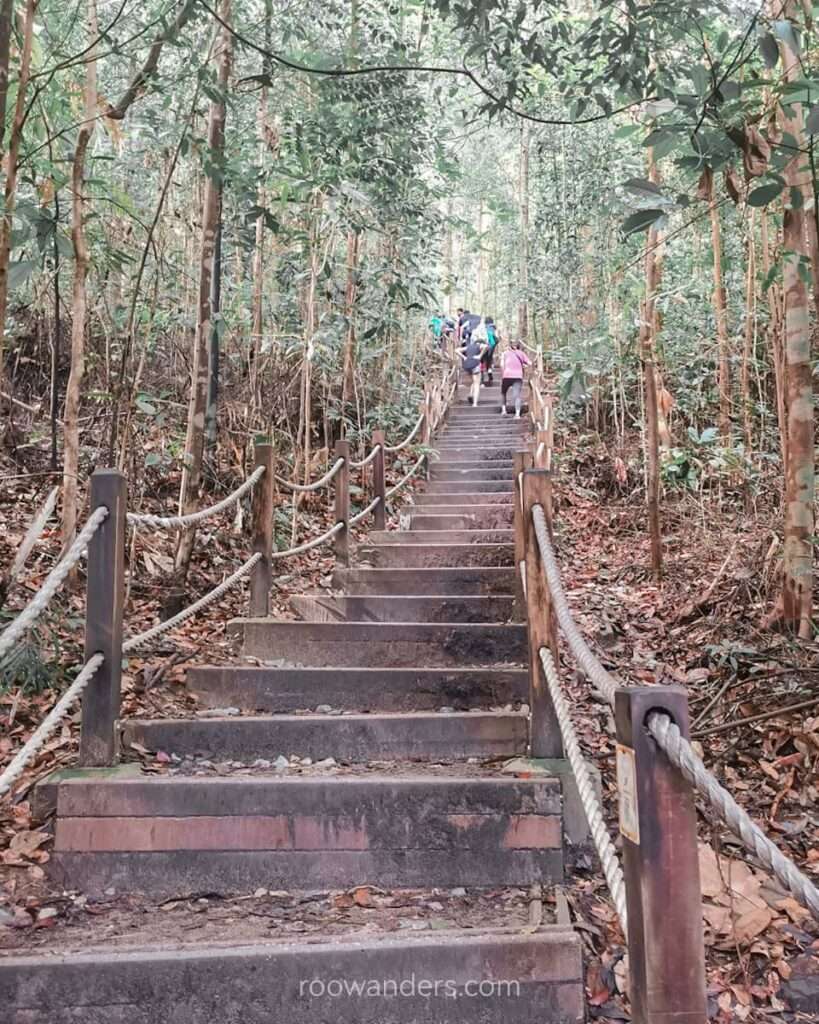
[1,927,583,1024]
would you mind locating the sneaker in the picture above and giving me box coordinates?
[514,413,521,420]
[500,408,507,416]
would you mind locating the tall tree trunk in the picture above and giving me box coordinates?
[50,187,61,471]
[741,209,756,454]
[517,123,530,342]
[476,199,485,310]
[0,0,37,383]
[0,0,13,156]
[340,229,360,415]
[204,194,223,452]
[703,168,732,440]
[760,210,787,470]
[444,198,454,314]
[175,0,232,576]
[61,0,98,547]
[248,0,273,418]
[640,149,663,580]
[779,5,814,637]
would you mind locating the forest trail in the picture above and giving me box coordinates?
[1,377,586,1023]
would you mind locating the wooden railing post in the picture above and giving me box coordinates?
[334,439,350,566]
[79,469,126,767]
[249,439,274,617]
[513,450,532,620]
[521,469,562,758]
[614,687,706,1023]
[545,395,555,464]
[372,429,386,530]
[420,389,431,445]
[535,428,549,470]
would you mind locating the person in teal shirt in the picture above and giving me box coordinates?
[481,316,500,385]
[429,314,444,346]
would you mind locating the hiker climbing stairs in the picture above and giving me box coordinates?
[1,377,585,1024]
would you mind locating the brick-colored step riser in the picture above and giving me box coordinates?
[49,778,562,895]
[356,544,513,568]
[123,713,527,762]
[187,667,529,712]
[368,530,513,546]
[237,623,526,667]
[332,567,516,595]
[412,492,513,506]
[0,931,584,1024]
[290,594,516,623]
[409,512,513,530]
[423,481,512,493]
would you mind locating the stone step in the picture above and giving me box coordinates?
[433,446,521,459]
[355,543,512,568]
[431,467,513,481]
[123,711,527,763]
[48,774,563,896]
[0,927,583,1024]
[448,409,531,423]
[411,491,513,506]
[423,480,512,494]
[409,508,513,530]
[232,620,526,666]
[430,458,514,469]
[332,566,515,595]
[441,430,527,441]
[187,665,528,712]
[367,530,513,546]
[290,593,516,622]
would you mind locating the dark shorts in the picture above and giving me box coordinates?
[501,377,523,402]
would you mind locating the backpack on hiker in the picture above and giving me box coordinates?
[471,318,488,344]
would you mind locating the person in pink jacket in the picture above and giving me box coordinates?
[500,341,531,418]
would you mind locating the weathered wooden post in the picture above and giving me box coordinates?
[334,439,350,567]
[535,428,549,470]
[80,469,126,767]
[545,395,555,465]
[521,468,561,757]
[614,687,706,1023]
[372,429,386,530]
[249,439,274,617]
[513,450,532,619]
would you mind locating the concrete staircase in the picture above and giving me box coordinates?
[1,383,584,1023]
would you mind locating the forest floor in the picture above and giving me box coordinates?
[1,424,817,1021]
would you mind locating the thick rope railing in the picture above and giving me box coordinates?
[540,646,628,934]
[531,502,819,922]
[123,553,261,653]
[383,412,424,453]
[647,711,819,921]
[126,466,265,529]
[0,653,104,798]
[275,457,345,493]
[350,495,382,526]
[385,453,426,500]
[270,520,344,560]
[0,507,108,661]
[349,444,381,470]
[531,503,618,705]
